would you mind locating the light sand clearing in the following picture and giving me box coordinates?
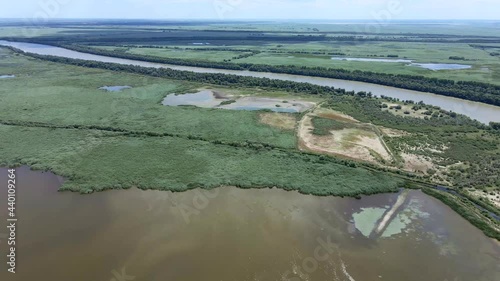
[298,115,392,164]
[468,189,500,208]
[259,112,297,130]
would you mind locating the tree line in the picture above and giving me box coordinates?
[55,44,500,106]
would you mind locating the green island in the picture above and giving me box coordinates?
[0,22,499,241]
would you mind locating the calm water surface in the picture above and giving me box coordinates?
[0,167,498,281]
[99,85,132,92]
[1,41,498,124]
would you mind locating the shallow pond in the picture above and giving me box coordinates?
[0,74,15,79]
[99,85,132,92]
[0,167,498,281]
[162,91,314,113]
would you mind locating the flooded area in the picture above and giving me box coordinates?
[0,74,15,79]
[332,57,471,70]
[0,167,499,281]
[0,40,498,124]
[162,90,315,113]
[99,85,132,92]
[410,63,472,70]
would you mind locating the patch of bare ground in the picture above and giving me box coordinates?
[259,112,297,130]
[379,127,408,137]
[298,115,392,165]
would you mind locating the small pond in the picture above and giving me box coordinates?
[99,85,132,92]
[0,74,15,79]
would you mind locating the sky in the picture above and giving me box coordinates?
[2,0,500,20]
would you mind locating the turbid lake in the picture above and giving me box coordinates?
[0,167,498,281]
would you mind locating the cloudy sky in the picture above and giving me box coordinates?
[2,0,500,20]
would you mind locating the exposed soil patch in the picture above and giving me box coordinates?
[468,189,500,208]
[298,114,392,164]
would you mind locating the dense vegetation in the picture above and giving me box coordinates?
[422,188,499,240]
[0,47,409,198]
[322,95,500,191]
[48,43,500,106]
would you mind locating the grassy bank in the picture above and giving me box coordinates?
[422,188,500,240]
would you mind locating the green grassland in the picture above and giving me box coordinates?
[2,21,499,85]
[322,95,500,190]
[0,47,407,196]
[0,125,403,196]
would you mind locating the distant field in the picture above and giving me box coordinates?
[88,40,500,84]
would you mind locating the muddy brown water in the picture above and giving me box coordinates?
[0,167,498,281]
[1,41,499,124]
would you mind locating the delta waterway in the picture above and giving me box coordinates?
[0,167,499,281]
[1,40,499,124]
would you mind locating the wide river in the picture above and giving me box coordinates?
[0,167,499,281]
[1,40,499,124]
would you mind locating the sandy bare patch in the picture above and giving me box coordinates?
[401,153,435,174]
[383,103,429,119]
[298,115,392,164]
[259,112,296,130]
